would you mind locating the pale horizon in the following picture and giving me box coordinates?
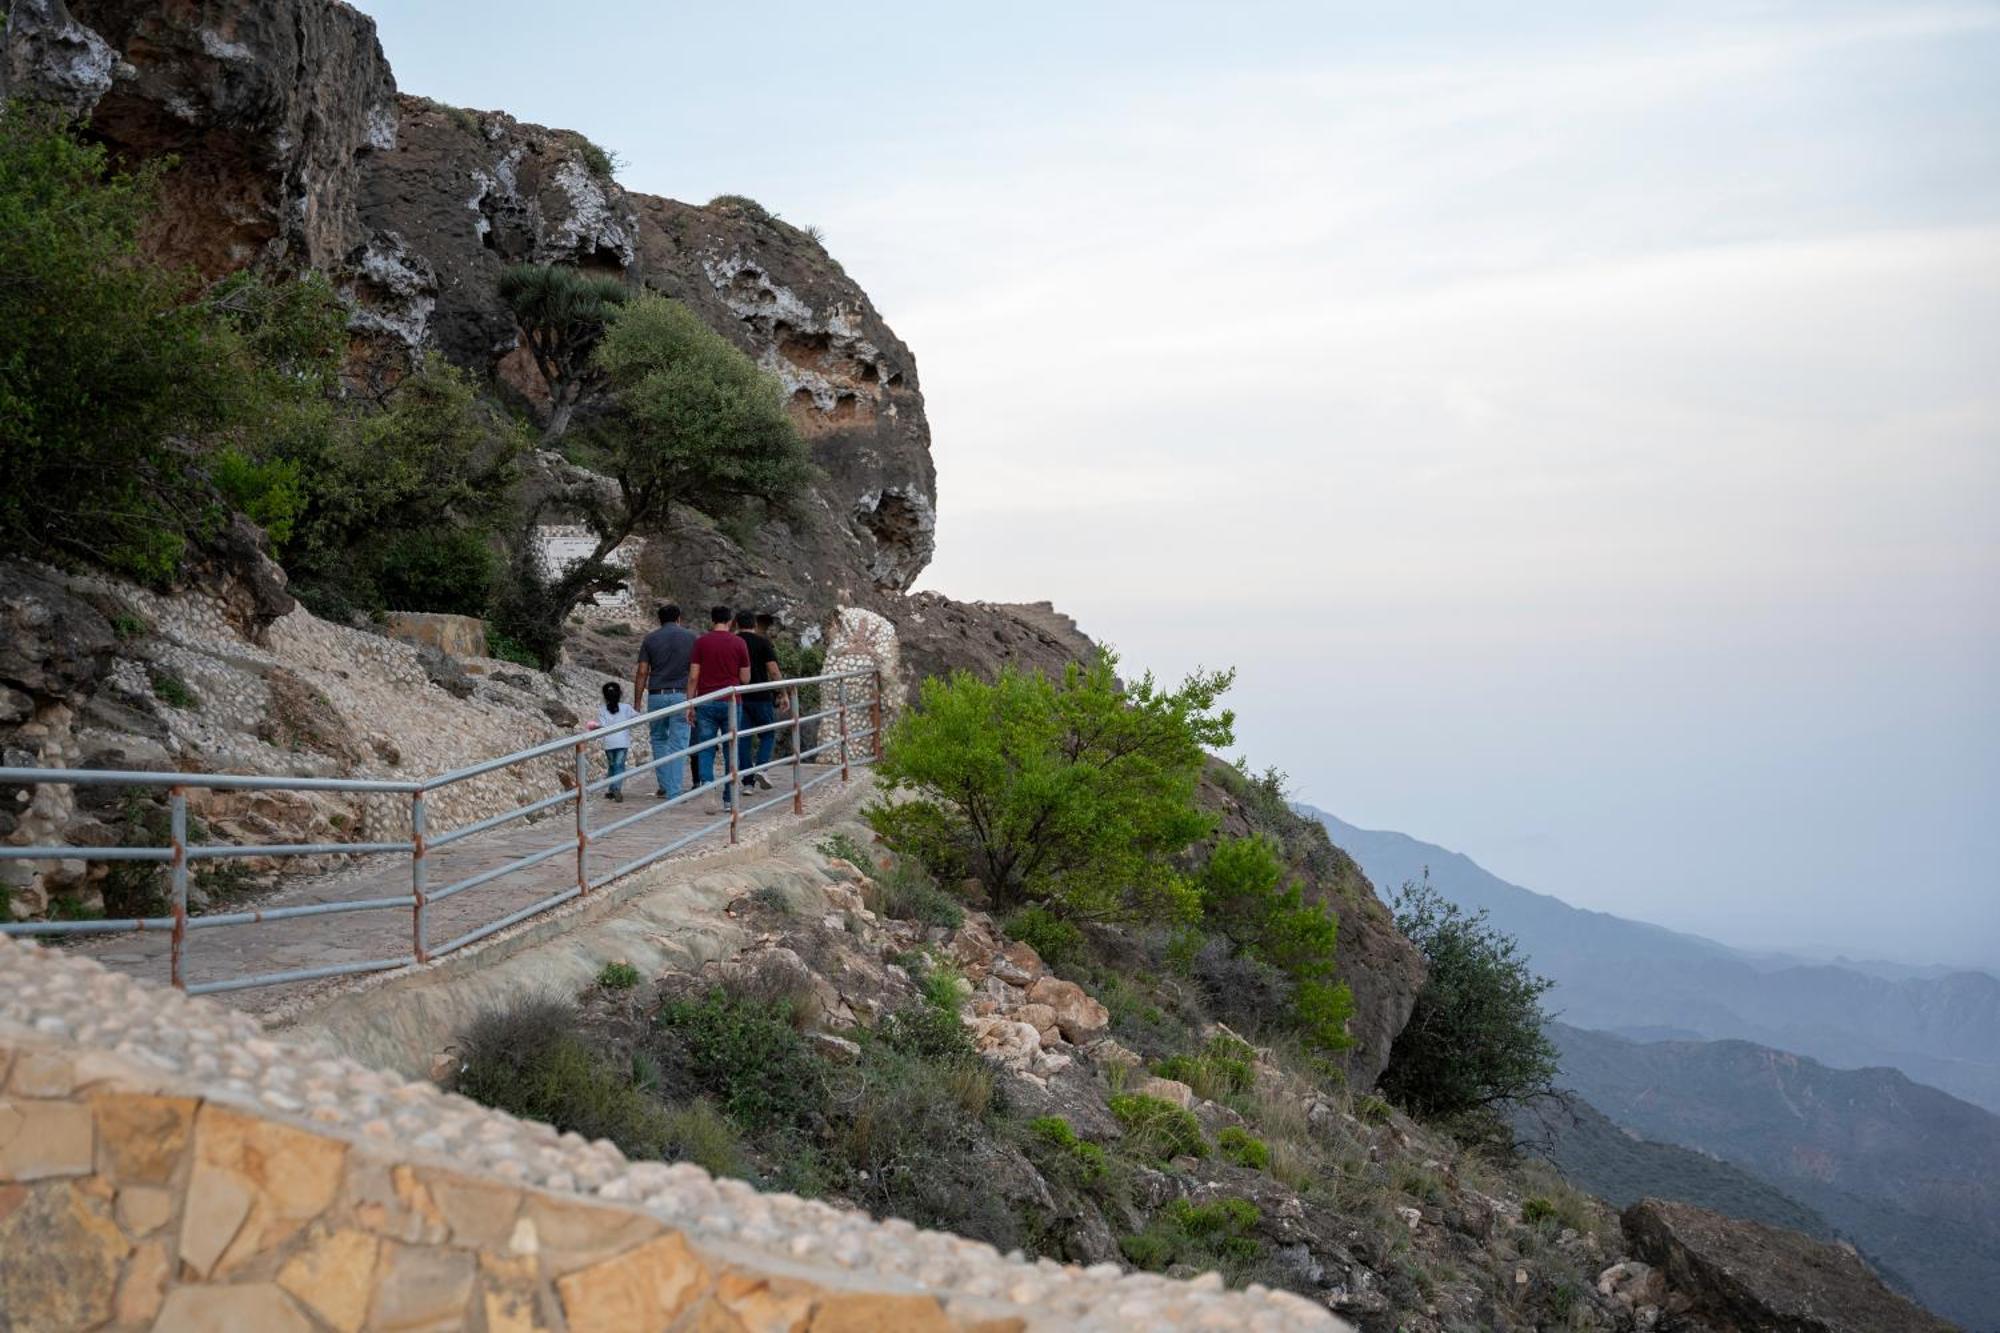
[365,1,2000,970]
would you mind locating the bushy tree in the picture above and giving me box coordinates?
[1379,878,1559,1122]
[497,294,810,665]
[1199,835,1355,1051]
[0,106,262,579]
[268,357,523,617]
[868,653,1234,922]
[498,263,627,442]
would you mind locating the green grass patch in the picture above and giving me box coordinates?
[1120,1197,1262,1276]
[1217,1126,1270,1170]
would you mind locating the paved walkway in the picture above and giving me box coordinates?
[75,762,866,1015]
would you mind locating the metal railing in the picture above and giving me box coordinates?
[0,667,884,996]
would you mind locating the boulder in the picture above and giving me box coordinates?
[1136,1077,1194,1110]
[1622,1198,1956,1333]
[1025,976,1110,1043]
[381,612,488,661]
[969,1016,1041,1071]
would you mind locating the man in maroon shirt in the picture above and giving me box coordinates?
[686,605,751,811]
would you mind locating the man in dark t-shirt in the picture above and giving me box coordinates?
[632,604,697,799]
[734,610,783,791]
[687,606,751,810]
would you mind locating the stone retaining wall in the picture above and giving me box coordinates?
[0,939,1345,1331]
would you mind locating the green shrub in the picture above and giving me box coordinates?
[374,527,498,617]
[1108,1093,1207,1162]
[775,638,824,714]
[876,999,974,1065]
[654,985,823,1133]
[875,861,963,929]
[597,960,642,990]
[454,1000,666,1157]
[867,653,1233,923]
[708,194,773,221]
[484,622,541,669]
[1521,1196,1557,1226]
[110,613,149,641]
[1378,879,1558,1121]
[1199,835,1354,1052]
[1217,1126,1270,1170]
[1001,904,1085,969]
[1031,1114,1081,1150]
[1120,1197,1262,1275]
[0,107,277,579]
[577,138,619,180]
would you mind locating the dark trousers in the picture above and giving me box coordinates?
[737,698,777,786]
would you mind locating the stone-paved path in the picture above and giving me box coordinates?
[74,761,865,1014]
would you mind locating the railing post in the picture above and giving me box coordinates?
[870,668,883,762]
[727,690,740,845]
[410,789,429,963]
[574,740,590,892]
[168,786,188,991]
[838,677,850,785]
[790,685,804,816]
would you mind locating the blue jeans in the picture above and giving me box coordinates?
[646,690,688,798]
[737,698,776,786]
[603,747,628,797]
[692,699,735,806]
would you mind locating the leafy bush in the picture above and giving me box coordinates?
[1378,879,1558,1122]
[868,653,1233,923]
[1199,835,1354,1053]
[373,527,498,617]
[1120,1197,1262,1275]
[1521,1196,1557,1226]
[0,109,293,579]
[1108,1093,1207,1162]
[1001,904,1085,970]
[483,621,542,669]
[876,998,975,1065]
[598,960,642,990]
[1217,1126,1270,1170]
[654,985,823,1132]
[280,358,522,618]
[874,861,964,929]
[454,1000,666,1156]
[774,638,824,714]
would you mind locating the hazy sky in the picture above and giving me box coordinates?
[366,2,2000,969]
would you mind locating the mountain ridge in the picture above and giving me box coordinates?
[1301,805,2000,1113]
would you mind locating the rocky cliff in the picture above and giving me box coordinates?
[4,0,940,635]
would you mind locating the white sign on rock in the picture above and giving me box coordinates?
[533,525,643,620]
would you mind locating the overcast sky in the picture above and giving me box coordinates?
[366,2,2000,969]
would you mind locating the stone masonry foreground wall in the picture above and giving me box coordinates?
[0,939,1345,1332]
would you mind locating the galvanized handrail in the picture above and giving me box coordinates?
[0,665,886,996]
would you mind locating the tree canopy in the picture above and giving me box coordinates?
[1379,878,1560,1125]
[867,653,1235,923]
[498,262,627,443]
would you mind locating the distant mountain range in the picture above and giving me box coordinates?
[1550,1023,2000,1330]
[1302,807,2000,1114]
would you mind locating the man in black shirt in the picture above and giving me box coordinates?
[633,604,697,799]
[735,610,782,790]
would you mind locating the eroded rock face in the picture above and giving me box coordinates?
[2,0,399,275]
[1621,1198,1956,1333]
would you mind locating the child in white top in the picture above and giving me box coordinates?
[592,681,640,801]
